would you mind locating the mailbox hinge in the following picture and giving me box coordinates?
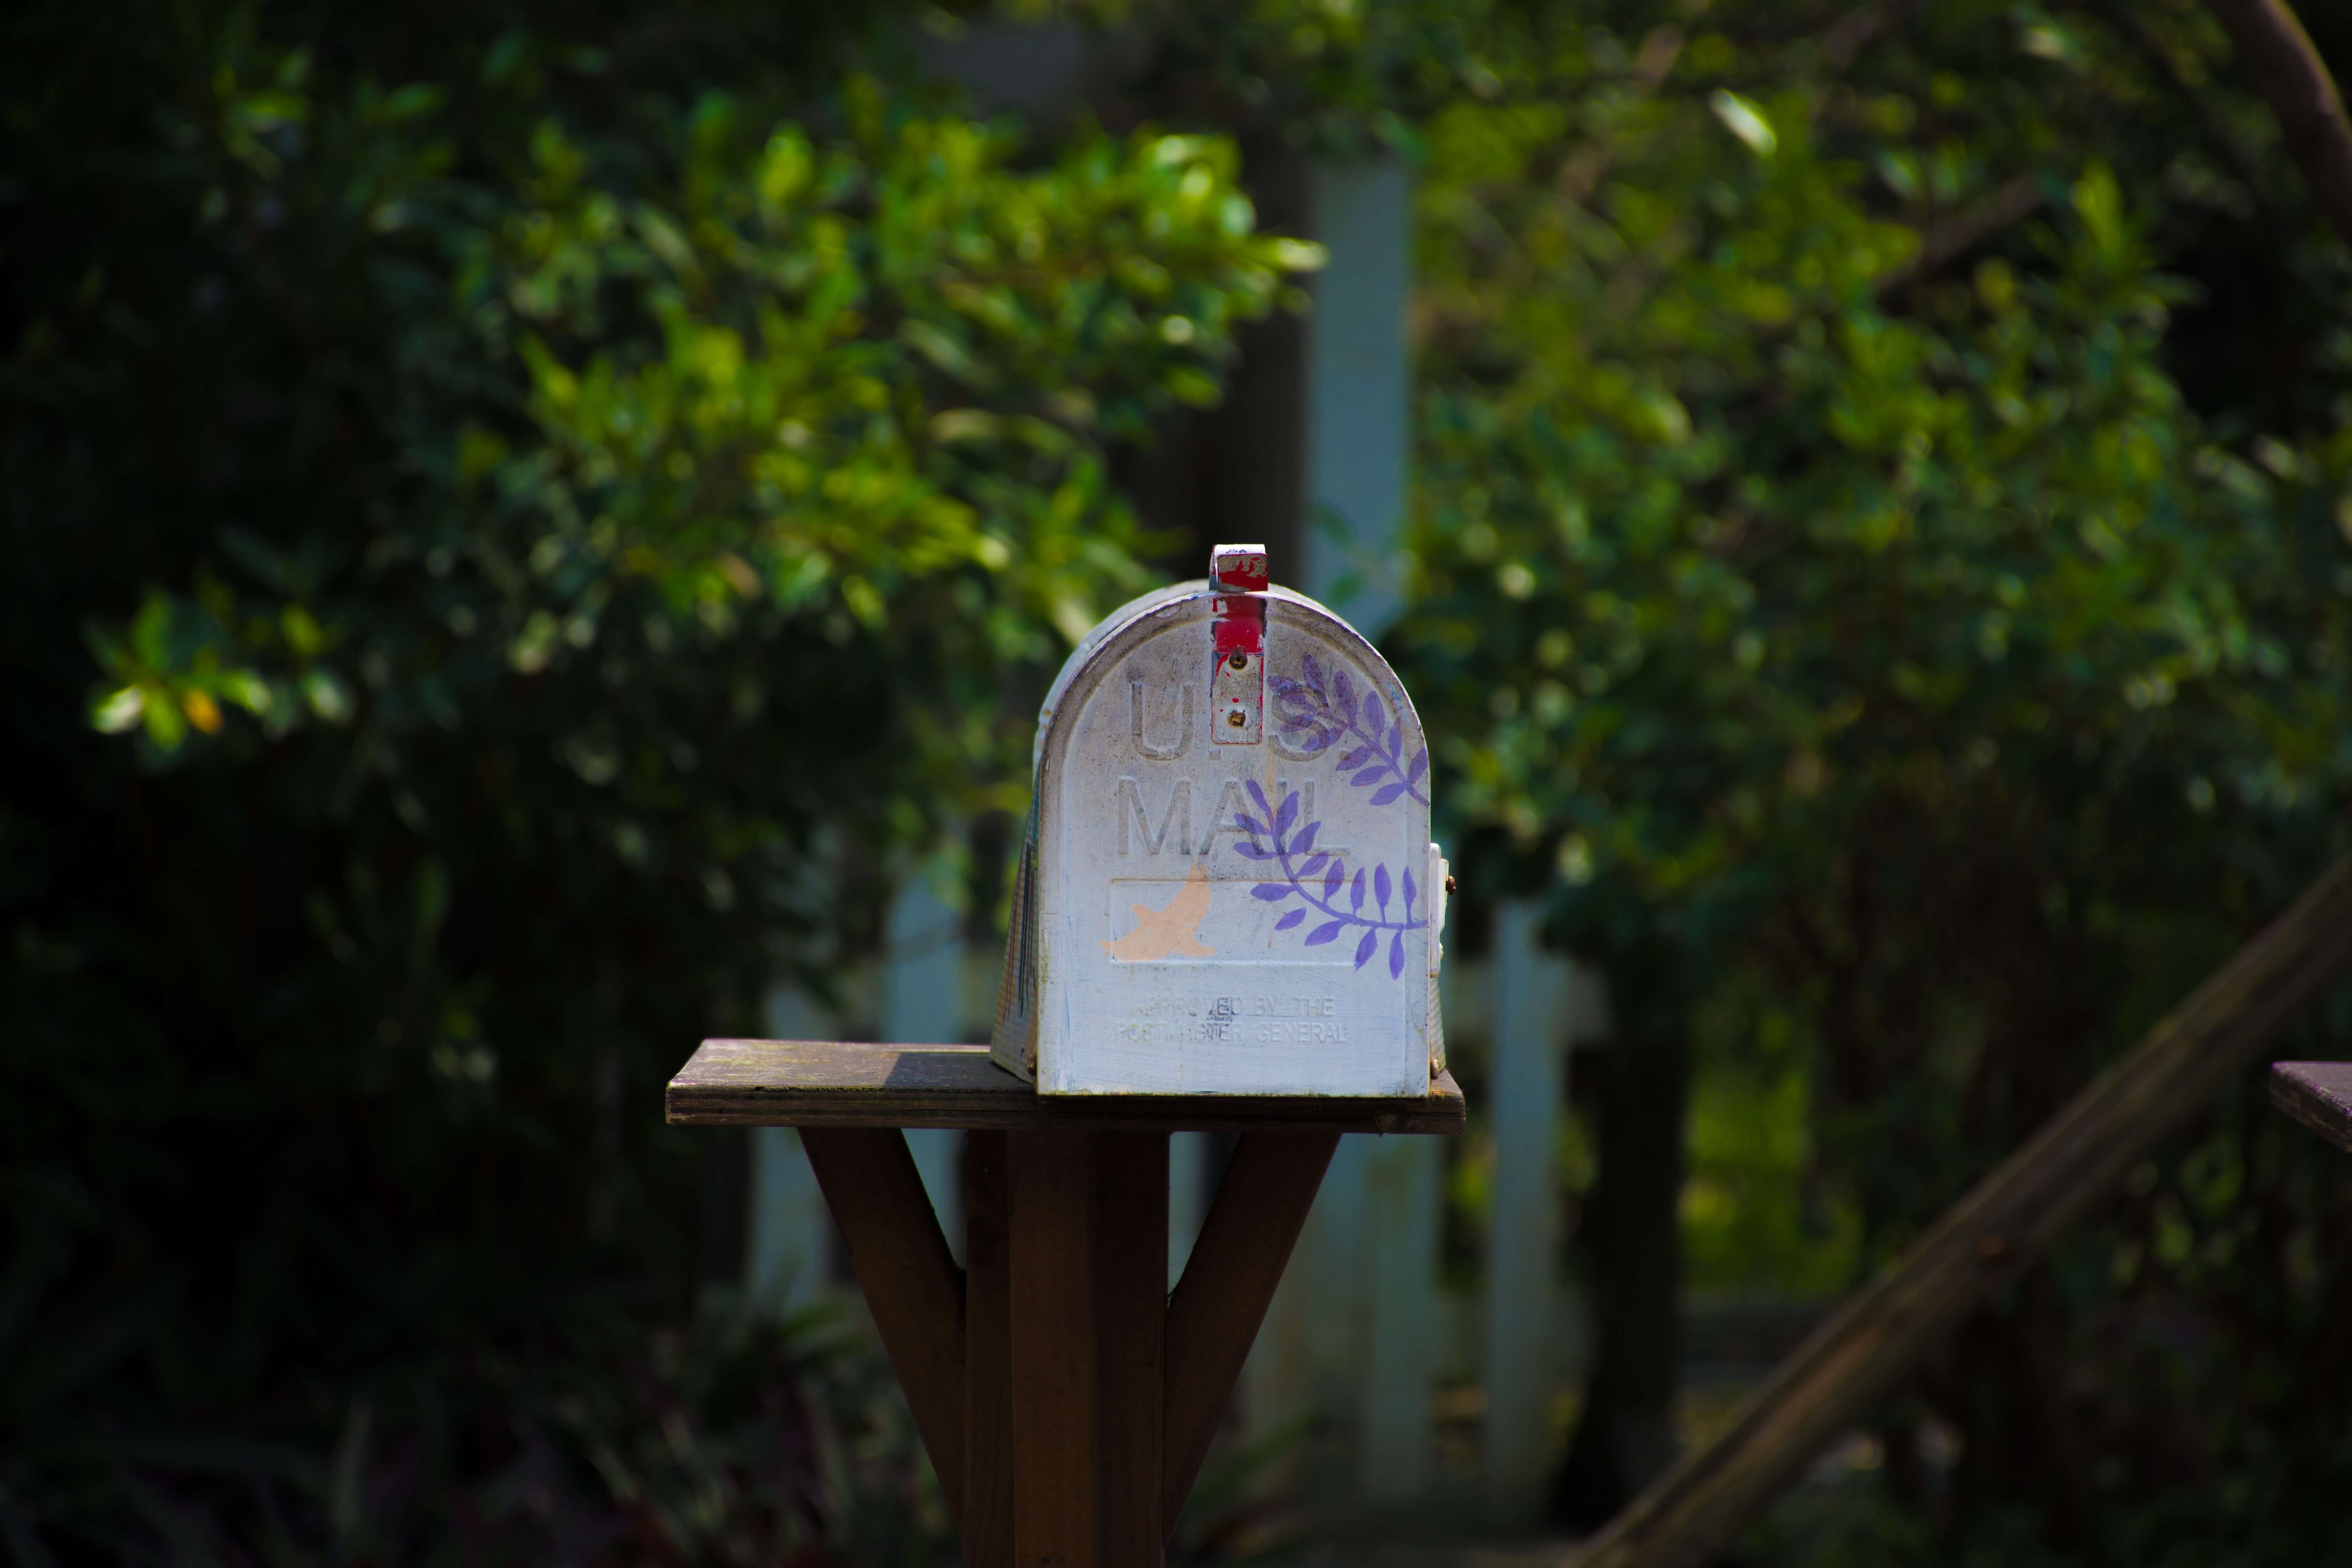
[1209,543,1267,746]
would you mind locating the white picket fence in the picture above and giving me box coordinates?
[746,873,1607,1523]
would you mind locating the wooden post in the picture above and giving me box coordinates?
[1009,1131,1102,1563]
[667,1043,1461,1563]
[990,1128,1321,1565]
[964,1131,1016,1566]
[1096,1133,1171,1564]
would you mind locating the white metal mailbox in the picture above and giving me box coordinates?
[993,544,1448,1097]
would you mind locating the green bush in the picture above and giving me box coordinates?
[1392,0,2352,1553]
[0,3,1308,1556]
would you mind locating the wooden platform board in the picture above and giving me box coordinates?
[2272,1061,2352,1153]
[666,1038,1465,1133]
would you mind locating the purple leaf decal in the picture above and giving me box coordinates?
[1242,686,1430,973]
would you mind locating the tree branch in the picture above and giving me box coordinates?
[1560,853,2352,1568]
[2204,0,2352,249]
[1874,175,2049,298]
[2094,0,2272,204]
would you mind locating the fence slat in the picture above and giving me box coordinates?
[885,868,967,1261]
[1360,1134,1441,1498]
[1483,901,1575,1520]
[750,985,841,1310]
[1170,1132,1213,1289]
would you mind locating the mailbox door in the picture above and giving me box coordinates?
[1029,593,1433,1096]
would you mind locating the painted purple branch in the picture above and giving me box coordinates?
[1323,711,1431,809]
[1236,784,1419,935]
[1270,659,1430,808]
[1271,834,1420,935]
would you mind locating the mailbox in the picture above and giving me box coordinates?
[993,544,1448,1097]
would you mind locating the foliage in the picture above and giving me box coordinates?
[0,2,1309,1557]
[1116,0,1483,156]
[5,1293,955,1564]
[18,0,2352,1557]
[1390,0,2352,1554]
[1679,1043,1861,1302]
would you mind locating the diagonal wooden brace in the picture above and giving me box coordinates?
[802,1125,1338,1566]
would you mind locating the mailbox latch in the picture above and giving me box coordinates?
[1209,543,1267,746]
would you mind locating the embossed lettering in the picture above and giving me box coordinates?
[1131,680,1194,760]
[1114,776,1192,856]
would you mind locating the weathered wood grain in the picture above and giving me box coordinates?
[2272,1061,2352,1153]
[797,1129,966,1526]
[1096,1133,1170,1566]
[1568,853,2352,1568]
[1011,1132,1098,1566]
[667,1040,1464,1133]
[1162,1130,1341,1531]
[962,1131,1015,1567]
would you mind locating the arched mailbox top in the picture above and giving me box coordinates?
[1032,580,1404,768]
[995,545,1448,1098]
